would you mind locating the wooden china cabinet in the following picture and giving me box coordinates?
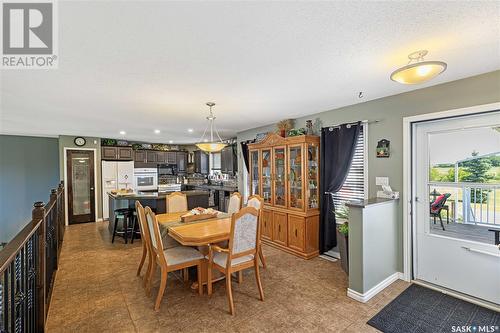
[248,133,320,259]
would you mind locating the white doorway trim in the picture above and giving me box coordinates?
[402,102,500,282]
[63,147,99,226]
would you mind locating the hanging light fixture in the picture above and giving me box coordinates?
[195,102,227,153]
[390,50,447,84]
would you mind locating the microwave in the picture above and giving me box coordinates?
[133,168,158,191]
[158,163,178,176]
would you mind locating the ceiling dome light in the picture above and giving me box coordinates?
[390,50,446,84]
[195,102,227,153]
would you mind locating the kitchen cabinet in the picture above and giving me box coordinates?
[156,151,166,163]
[176,152,187,173]
[146,151,157,163]
[221,145,237,174]
[166,152,177,164]
[248,133,320,259]
[134,150,146,163]
[101,147,133,161]
[194,150,209,174]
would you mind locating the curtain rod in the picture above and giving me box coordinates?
[325,119,380,130]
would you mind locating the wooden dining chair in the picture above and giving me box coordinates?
[247,195,267,269]
[135,201,152,288]
[207,206,264,315]
[144,206,204,310]
[166,192,188,213]
[227,192,242,215]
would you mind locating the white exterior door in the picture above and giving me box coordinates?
[413,111,500,305]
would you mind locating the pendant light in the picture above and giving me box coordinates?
[390,50,447,84]
[195,102,227,153]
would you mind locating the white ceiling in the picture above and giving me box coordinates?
[1,1,499,143]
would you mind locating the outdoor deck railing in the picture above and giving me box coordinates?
[0,182,65,333]
[429,182,499,226]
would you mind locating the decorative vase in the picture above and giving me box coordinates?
[336,228,349,274]
[306,120,314,135]
[280,129,286,137]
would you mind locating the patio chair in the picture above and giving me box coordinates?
[430,193,451,231]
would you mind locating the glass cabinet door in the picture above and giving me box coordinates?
[273,147,286,207]
[307,143,319,209]
[288,145,303,210]
[250,150,260,196]
[261,149,272,204]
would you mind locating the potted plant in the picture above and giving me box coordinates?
[335,206,349,274]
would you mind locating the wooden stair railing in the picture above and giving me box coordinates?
[0,182,65,333]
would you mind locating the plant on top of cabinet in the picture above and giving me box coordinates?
[101,138,117,146]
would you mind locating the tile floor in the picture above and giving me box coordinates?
[46,221,410,332]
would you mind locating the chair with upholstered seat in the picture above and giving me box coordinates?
[247,195,266,269]
[207,206,264,315]
[144,206,204,310]
[227,192,242,215]
[166,192,188,213]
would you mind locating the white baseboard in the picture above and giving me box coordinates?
[96,218,104,222]
[347,272,401,303]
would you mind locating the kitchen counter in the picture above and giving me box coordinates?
[107,190,209,235]
[108,190,208,200]
[184,184,238,211]
[185,184,238,192]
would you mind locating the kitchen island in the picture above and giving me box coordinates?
[107,190,209,234]
[183,184,238,211]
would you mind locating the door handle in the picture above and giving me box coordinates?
[461,246,500,258]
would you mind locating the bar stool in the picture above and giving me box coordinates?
[112,208,134,244]
[130,210,141,244]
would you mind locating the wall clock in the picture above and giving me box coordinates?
[74,137,86,147]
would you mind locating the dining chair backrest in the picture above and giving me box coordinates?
[247,195,263,211]
[228,206,260,257]
[144,207,165,259]
[166,192,188,213]
[135,201,151,249]
[227,192,242,215]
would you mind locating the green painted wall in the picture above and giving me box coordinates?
[0,135,60,243]
[237,70,500,271]
[58,135,102,219]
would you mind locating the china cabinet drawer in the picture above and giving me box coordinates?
[287,215,305,252]
[272,211,287,246]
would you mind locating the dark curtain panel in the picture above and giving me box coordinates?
[319,122,361,253]
[240,140,254,172]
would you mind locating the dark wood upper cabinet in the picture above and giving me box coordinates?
[166,152,176,164]
[156,151,166,164]
[102,147,118,160]
[221,145,237,174]
[176,152,187,173]
[102,147,133,161]
[146,151,157,163]
[117,147,133,160]
[194,150,209,174]
[134,150,146,163]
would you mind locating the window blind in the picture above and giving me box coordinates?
[332,125,366,209]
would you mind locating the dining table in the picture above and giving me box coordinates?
[155,211,231,289]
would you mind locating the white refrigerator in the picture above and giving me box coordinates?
[102,161,134,220]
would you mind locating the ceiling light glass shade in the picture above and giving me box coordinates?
[391,61,447,84]
[390,50,446,84]
[196,102,227,153]
[195,142,227,153]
